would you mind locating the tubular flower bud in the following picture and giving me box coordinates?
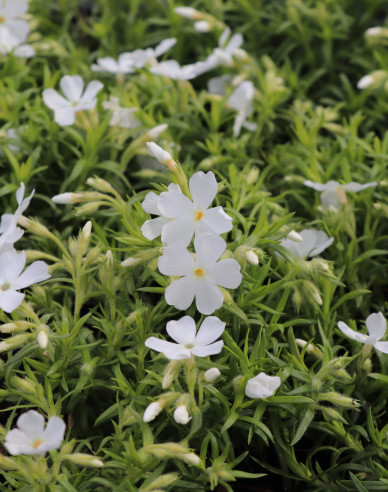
[173,405,191,424]
[203,367,221,383]
[146,141,177,171]
[143,401,164,422]
[245,250,259,265]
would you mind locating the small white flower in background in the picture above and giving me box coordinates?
[158,234,242,314]
[304,179,377,210]
[145,315,225,359]
[227,81,257,137]
[194,20,212,33]
[203,367,221,383]
[211,27,244,67]
[51,192,75,204]
[365,27,384,37]
[357,75,374,89]
[143,401,163,422]
[245,372,281,399]
[143,171,232,246]
[173,405,191,425]
[338,312,388,354]
[0,249,50,313]
[150,59,211,80]
[5,410,66,456]
[207,74,232,96]
[280,229,333,260]
[91,54,136,74]
[0,25,34,57]
[102,97,141,129]
[119,38,177,70]
[147,123,168,139]
[356,70,388,90]
[0,182,34,252]
[141,183,181,241]
[42,75,104,126]
[174,7,202,19]
[0,0,30,42]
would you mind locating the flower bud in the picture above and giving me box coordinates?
[179,452,201,466]
[287,230,303,242]
[143,401,164,422]
[194,20,212,32]
[245,250,259,265]
[86,177,117,195]
[162,360,181,389]
[82,221,92,239]
[63,454,103,468]
[36,325,49,349]
[146,124,168,140]
[0,334,30,352]
[174,7,202,19]
[173,405,191,425]
[51,193,75,204]
[295,338,323,359]
[203,367,221,383]
[317,392,360,408]
[146,142,177,172]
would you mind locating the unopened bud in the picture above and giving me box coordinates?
[174,7,202,19]
[203,367,221,383]
[147,124,168,140]
[143,401,164,422]
[287,230,303,242]
[82,221,92,239]
[63,454,103,468]
[317,392,360,408]
[295,339,323,359]
[194,20,212,32]
[173,405,191,425]
[86,177,117,195]
[365,27,383,37]
[162,360,181,389]
[245,250,259,265]
[179,452,201,466]
[146,142,177,172]
[246,167,259,185]
[320,407,347,423]
[36,325,49,349]
[51,193,75,204]
[0,334,30,352]
[121,257,142,267]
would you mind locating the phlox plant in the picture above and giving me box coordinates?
[0,1,388,491]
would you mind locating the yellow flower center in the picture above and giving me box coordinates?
[32,438,43,449]
[0,16,5,24]
[194,210,203,221]
[194,268,205,278]
[335,186,347,204]
[1,283,10,292]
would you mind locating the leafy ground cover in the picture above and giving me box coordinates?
[0,0,388,490]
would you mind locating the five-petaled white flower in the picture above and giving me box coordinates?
[245,372,281,399]
[227,81,257,137]
[338,312,388,354]
[0,249,50,313]
[0,182,34,252]
[209,27,244,68]
[280,228,333,260]
[304,179,377,210]
[145,315,225,359]
[158,233,242,314]
[142,171,232,246]
[0,0,29,42]
[5,410,66,456]
[150,58,214,80]
[42,75,104,126]
[91,53,136,74]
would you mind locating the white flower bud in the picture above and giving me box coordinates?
[245,372,281,399]
[194,20,212,32]
[203,367,221,383]
[173,405,191,425]
[287,230,303,242]
[174,7,201,19]
[147,124,168,139]
[357,75,374,89]
[82,221,92,239]
[143,401,163,422]
[245,250,259,265]
[37,329,49,349]
[365,27,383,37]
[146,141,177,171]
[51,192,74,204]
[121,257,142,267]
[180,452,201,465]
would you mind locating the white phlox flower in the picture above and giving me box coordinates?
[280,228,333,260]
[245,372,281,399]
[91,53,136,74]
[0,25,34,57]
[150,58,214,80]
[0,0,30,42]
[0,182,34,252]
[143,171,232,246]
[102,97,141,128]
[173,405,191,424]
[145,315,225,359]
[158,233,242,314]
[304,179,377,210]
[141,183,181,241]
[207,74,232,95]
[120,38,177,69]
[210,27,244,68]
[42,75,104,126]
[0,249,50,313]
[227,81,257,137]
[338,312,388,354]
[5,410,66,456]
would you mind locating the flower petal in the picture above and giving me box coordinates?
[141,217,169,241]
[0,290,24,313]
[195,279,224,315]
[366,312,386,340]
[80,80,104,103]
[195,316,225,345]
[194,233,226,267]
[166,316,196,344]
[189,171,218,209]
[161,217,194,246]
[142,192,160,215]
[309,231,334,257]
[157,191,194,218]
[191,340,224,357]
[343,181,377,192]
[158,243,195,276]
[320,189,341,210]
[374,341,388,354]
[60,75,84,102]
[42,416,66,449]
[303,180,336,191]
[42,89,70,110]
[11,261,50,290]
[154,38,177,57]
[337,321,370,344]
[207,259,242,288]
[17,410,45,437]
[3,0,29,18]
[165,276,196,310]
[225,33,244,54]
[145,336,191,359]
[0,250,26,282]
[54,108,76,126]
[4,429,33,455]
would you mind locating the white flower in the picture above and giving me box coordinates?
[245,372,281,399]
[5,410,66,456]
[0,25,34,57]
[211,27,244,67]
[304,179,377,210]
[194,21,212,33]
[207,74,232,95]
[147,123,168,139]
[0,0,29,42]
[91,54,136,74]
[203,367,221,383]
[143,401,163,422]
[280,228,333,260]
[0,182,34,252]
[174,7,202,19]
[142,171,232,246]
[158,234,242,314]
[0,249,50,313]
[145,315,225,359]
[150,59,212,80]
[42,75,104,126]
[102,97,140,128]
[227,81,257,137]
[338,312,388,354]
[173,405,191,424]
[119,38,177,69]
